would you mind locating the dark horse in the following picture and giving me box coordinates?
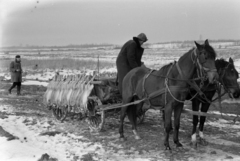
[189,57,240,148]
[119,40,219,150]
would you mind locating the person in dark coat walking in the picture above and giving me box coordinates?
[8,55,23,95]
[116,33,148,95]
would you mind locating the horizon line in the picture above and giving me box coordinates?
[1,39,240,49]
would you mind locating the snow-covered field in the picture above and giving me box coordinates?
[0,105,152,161]
[0,103,240,161]
[1,47,240,84]
[0,47,240,161]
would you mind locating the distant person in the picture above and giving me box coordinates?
[8,55,23,95]
[116,33,148,95]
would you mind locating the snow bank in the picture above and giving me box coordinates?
[22,80,48,87]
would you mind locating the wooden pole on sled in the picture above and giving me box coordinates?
[183,104,240,122]
[88,78,240,122]
[96,100,240,122]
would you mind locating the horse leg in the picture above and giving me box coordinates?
[127,104,140,140]
[191,99,201,149]
[164,102,173,150]
[199,102,210,146]
[136,102,145,124]
[161,109,173,133]
[119,106,127,141]
[173,103,184,148]
[161,110,165,127]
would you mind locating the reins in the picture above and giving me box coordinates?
[195,61,238,104]
[189,61,240,123]
[142,48,214,105]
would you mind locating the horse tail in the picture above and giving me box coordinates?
[126,95,139,124]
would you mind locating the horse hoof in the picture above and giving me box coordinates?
[119,137,127,142]
[176,142,183,148]
[135,135,141,140]
[165,146,171,151]
[190,142,197,149]
[174,140,183,147]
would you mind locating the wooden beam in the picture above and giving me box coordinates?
[97,102,240,122]
[182,108,240,122]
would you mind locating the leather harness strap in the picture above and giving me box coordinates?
[176,62,184,79]
[176,60,207,98]
[142,69,155,97]
[141,60,212,107]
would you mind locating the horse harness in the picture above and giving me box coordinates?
[141,48,215,109]
[196,61,237,103]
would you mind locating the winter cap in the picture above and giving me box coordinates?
[134,33,148,42]
[16,55,20,58]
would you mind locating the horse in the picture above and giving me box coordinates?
[119,39,219,150]
[189,57,240,148]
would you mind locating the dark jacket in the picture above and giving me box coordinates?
[10,60,22,82]
[116,37,144,94]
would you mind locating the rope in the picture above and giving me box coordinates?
[214,84,237,123]
[150,72,203,82]
[165,79,184,103]
[164,79,199,103]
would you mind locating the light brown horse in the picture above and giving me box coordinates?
[119,40,219,150]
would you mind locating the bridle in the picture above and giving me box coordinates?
[188,48,217,91]
[164,48,218,103]
[195,61,238,103]
[191,48,217,77]
[217,62,239,97]
[142,47,218,104]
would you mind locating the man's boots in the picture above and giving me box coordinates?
[17,86,21,96]
[8,89,11,94]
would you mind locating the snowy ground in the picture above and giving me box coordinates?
[0,102,240,161]
[0,109,151,161]
[0,103,149,161]
[0,49,240,161]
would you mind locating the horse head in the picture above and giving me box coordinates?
[194,39,219,84]
[216,57,240,98]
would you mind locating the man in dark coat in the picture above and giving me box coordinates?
[116,33,148,95]
[8,55,23,95]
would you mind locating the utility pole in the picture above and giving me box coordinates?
[98,55,100,79]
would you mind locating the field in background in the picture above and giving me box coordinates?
[0,58,114,71]
[1,46,240,72]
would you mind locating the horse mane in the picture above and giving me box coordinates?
[184,44,217,59]
[157,62,175,75]
[157,48,194,75]
[204,44,217,59]
[155,45,217,76]
[215,58,239,79]
[215,58,228,68]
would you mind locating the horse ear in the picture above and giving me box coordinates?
[229,57,234,64]
[194,41,202,50]
[204,39,210,46]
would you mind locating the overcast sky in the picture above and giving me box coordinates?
[1,0,240,47]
